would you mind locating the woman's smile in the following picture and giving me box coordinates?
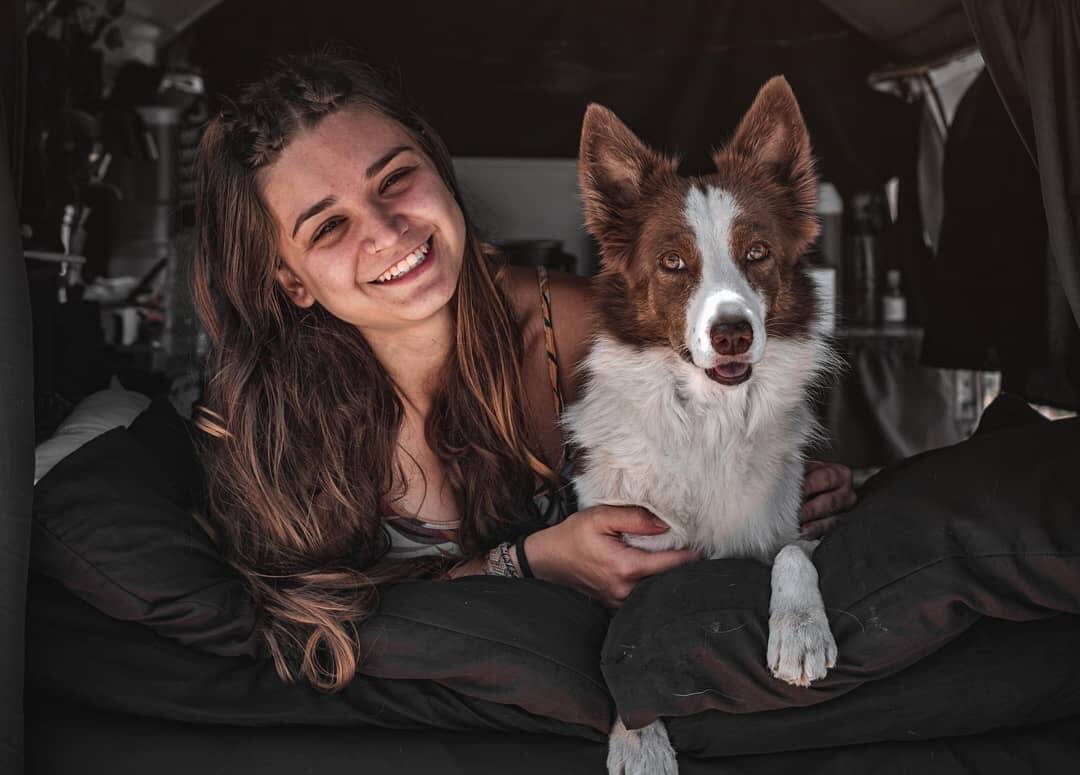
[371,235,434,285]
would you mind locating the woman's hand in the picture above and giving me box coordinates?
[800,459,857,540]
[525,505,701,608]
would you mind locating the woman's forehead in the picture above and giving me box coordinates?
[258,106,417,224]
[267,106,412,180]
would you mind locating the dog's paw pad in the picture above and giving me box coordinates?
[767,608,837,687]
[608,719,678,775]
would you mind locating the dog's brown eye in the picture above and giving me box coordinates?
[746,242,770,262]
[659,253,686,271]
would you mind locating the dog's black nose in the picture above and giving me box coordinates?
[710,319,753,355]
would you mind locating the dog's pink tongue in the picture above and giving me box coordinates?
[714,362,749,378]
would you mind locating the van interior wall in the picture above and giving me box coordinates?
[1,4,31,774]
[185,0,915,194]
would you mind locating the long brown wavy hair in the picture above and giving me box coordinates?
[192,52,554,692]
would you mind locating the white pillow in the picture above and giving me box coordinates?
[34,381,151,484]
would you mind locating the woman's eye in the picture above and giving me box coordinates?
[746,242,770,261]
[380,167,413,193]
[312,217,344,244]
[659,253,686,271]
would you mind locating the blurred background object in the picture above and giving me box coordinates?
[15,0,1080,455]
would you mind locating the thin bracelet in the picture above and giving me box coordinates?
[514,534,534,578]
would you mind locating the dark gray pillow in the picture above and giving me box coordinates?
[25,572,607,741]
[31,400,613,734]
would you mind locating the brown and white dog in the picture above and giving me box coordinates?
[565,78,839,775]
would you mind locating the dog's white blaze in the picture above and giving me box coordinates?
[683,186,767,367]
[691,288,754,363]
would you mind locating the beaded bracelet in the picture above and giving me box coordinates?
[484,541,520,578]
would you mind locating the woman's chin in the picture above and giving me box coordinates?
[398,271,459,318]
[350,274,458,330]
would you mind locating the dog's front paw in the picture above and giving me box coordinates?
[608,718,678,775]
[766,607,837,687]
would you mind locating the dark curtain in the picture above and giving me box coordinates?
[921,72,1050,374]
[0,0,31,773]
[961,0,1080,404]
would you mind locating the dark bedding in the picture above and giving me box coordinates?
[25,576,1080,773]
[24,570,608,740]
[26,696,1080,775]
[25,395,1080,769]
[24,700,1080,775]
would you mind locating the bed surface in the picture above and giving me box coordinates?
[26,698,1080,775]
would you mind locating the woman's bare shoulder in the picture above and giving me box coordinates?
[502,264,543,332]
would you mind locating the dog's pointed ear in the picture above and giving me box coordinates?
[579,104,674,243]
[716,77,816,205]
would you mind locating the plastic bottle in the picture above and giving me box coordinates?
[882,269,907,325]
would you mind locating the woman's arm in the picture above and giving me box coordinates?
[446,504,700,609]
[447,467,854,598]
[525,505,700,608]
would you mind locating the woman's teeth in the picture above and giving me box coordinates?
[374,240,430,283]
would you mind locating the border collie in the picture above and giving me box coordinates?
[566,77,839,775]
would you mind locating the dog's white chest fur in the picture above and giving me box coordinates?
[565,334,830,561]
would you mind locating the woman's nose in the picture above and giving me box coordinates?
[361,205,409,254]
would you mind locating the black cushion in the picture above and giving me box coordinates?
[31,400,613,734]
[603,408,1080,738]
[32,403,260,657]
[25,573,607,742]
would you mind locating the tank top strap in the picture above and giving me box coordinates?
[536,265,567,416]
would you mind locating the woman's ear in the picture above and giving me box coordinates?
[275,264,316,308]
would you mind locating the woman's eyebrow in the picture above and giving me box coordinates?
[292,196,337,240]
[365,145,412,179]
[290,146,414,240]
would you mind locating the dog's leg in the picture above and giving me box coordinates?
[607,717,678,775]
[766,539,837,687]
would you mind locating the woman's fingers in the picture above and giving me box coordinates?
[801,460,857,541]
[803,461,852,497]
[800,515,838,541]
[598,505,670,535]
[801,460,857,538]
[801,487,858,524]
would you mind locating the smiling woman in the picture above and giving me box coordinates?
[191,54,566,690]
[190,51,856,694]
